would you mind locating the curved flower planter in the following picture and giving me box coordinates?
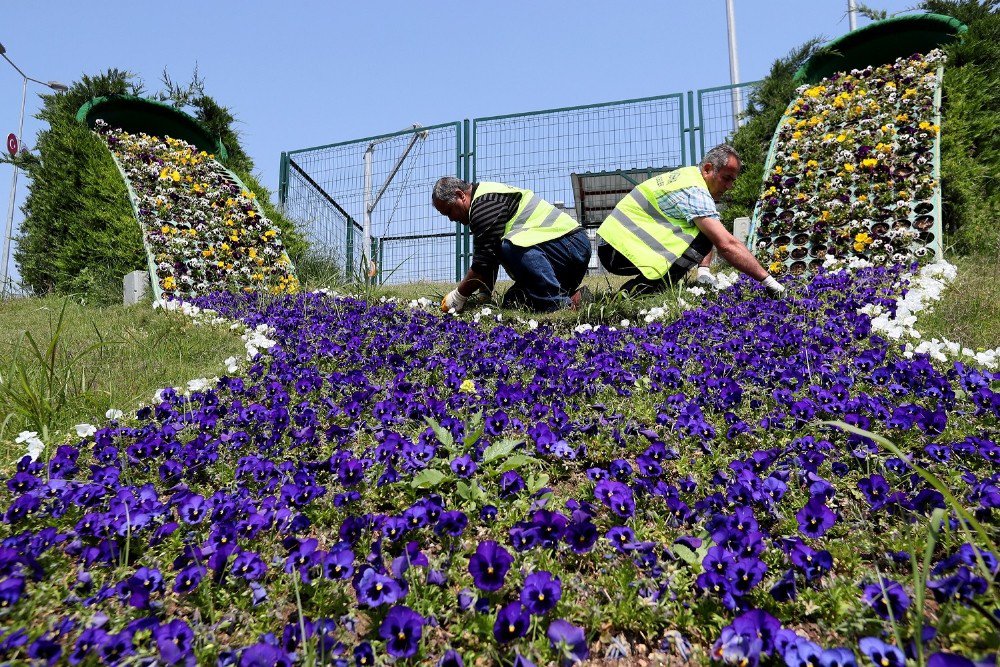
[79,97,297,299]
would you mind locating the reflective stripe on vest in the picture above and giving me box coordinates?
[472,182,579,247]
[596,167,709,280]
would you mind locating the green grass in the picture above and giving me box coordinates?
[0,294,245,462]
[913,255,1000,351]
[358,271,697,329]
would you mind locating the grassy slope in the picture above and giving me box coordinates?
[912,255,1000,350]
[0,295,245,462]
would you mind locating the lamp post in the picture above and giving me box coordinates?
[848,0,859,31]
[725,0,743,131]
[0,41,68,295]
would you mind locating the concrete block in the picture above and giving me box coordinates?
[124,270,150,305]
[734,217,751,246]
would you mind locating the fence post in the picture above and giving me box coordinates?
[463,119,474,276]
[687,90,699,166]
[278,152,289,205]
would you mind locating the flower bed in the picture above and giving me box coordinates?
[96,121,299,298]
[752,51,946,275]
[0,266,996,665]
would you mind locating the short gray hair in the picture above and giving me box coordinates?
[432,176,472,203]
[701,144,741,172]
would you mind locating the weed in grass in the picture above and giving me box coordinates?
[0,298,111,442]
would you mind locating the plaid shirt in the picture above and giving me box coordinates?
[655,184,720,223]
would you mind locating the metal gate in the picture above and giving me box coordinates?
[280,122,463,284]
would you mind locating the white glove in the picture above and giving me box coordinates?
[695,267,717,286]
[761,275,786,298]
[441,289,468,313]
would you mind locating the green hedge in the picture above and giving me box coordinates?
[725,0,999,257]
[13,69,306,304]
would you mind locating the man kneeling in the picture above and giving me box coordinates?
[432,177,592,313]
[596,144,783,297]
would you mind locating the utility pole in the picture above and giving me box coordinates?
[848,0,859,31]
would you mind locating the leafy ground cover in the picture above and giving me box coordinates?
[0,262,996,666]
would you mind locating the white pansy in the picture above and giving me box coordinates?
[860,260,1000,369]
[106,408,124,420]
[224,357,240,373]
[26,439,44,462]
[15,431,44,461]
[75,423,97,438]
[15,430,39,444]
[186,377,213,393]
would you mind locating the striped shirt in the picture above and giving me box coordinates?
[468,184,521,274]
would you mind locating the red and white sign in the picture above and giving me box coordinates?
[6,133,17,156]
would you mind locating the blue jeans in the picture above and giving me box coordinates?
[499,228,592,312]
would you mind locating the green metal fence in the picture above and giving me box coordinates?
[470,93,686,277]
[281,122,462,283]
[696,81,761,160]
[280,81,759,284]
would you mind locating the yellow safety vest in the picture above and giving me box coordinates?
[597,167,709,280]
[473,182,580,247]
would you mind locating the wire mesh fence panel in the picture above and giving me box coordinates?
[282,122,462,283]
[696,81,761,163]
[283,160,362,272]
[378,234,458,285]
[471,95,686,276]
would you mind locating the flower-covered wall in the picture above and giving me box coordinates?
[95,120,298,299]
[749,50,946,275]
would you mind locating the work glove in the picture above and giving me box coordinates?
[695,267,717,286]
[761,275,786,298]
[441,289,468,313]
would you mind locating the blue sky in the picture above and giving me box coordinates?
[1,0,922,282]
